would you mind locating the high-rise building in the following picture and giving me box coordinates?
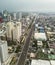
[7,14,11,21]
[6,22,14,40]
[3,10,9,22]
[0,13,3,23]
[6,21,22,42]
[13,22,22,42]
[19,12,22,19]
[3,10,8,17]
[13,13,16,20]
[0,58,1,65]
[0,40,8,62]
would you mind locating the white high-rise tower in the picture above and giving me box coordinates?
[13,22,22,42]
[0,40,8,62]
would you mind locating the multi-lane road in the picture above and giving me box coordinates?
[16,22,34,65]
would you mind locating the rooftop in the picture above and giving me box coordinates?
[34,33,47,41]
[31,59,50,65]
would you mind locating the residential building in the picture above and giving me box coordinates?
[0,40,8,62]
[13,22,22,42]
[6,22,14,40]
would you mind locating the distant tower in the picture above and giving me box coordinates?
[7,14,11,21]
[3,10,8,17]
[19,12,22,19]
[0,40,8,62]
[13,13,16,20]
[2,10,3,15]
[3,10,9,22]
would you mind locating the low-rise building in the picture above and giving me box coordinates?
[37,41,43,47]
[50,60,55,65]
[48,41,55,49]
[34,33,47,41]
[31,59,50,65]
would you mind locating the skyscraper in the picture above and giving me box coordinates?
[19,12,22,19]
[13,13,16,20]
[0,58,1,65]
[6,22,14,40]
[0,40,8,62]
[13,22,22,42]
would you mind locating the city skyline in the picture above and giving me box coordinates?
[0,0,55,12]
[0,2,55,65]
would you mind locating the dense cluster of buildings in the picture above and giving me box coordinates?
[0,11,32,65]
[0,10,23,23]
[34,24,47,41]
[0,40,17,65]
[26,14,55,65]
[0,11,55,65]
[6,21,22,42]
[0,21,22,65]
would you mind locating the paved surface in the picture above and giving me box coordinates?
[17,23,34,65]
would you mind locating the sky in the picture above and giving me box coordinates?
[0,0,55,12]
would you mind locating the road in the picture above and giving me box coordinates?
[16,22,34,65]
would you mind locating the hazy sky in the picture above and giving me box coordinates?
[0,0,55,12]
